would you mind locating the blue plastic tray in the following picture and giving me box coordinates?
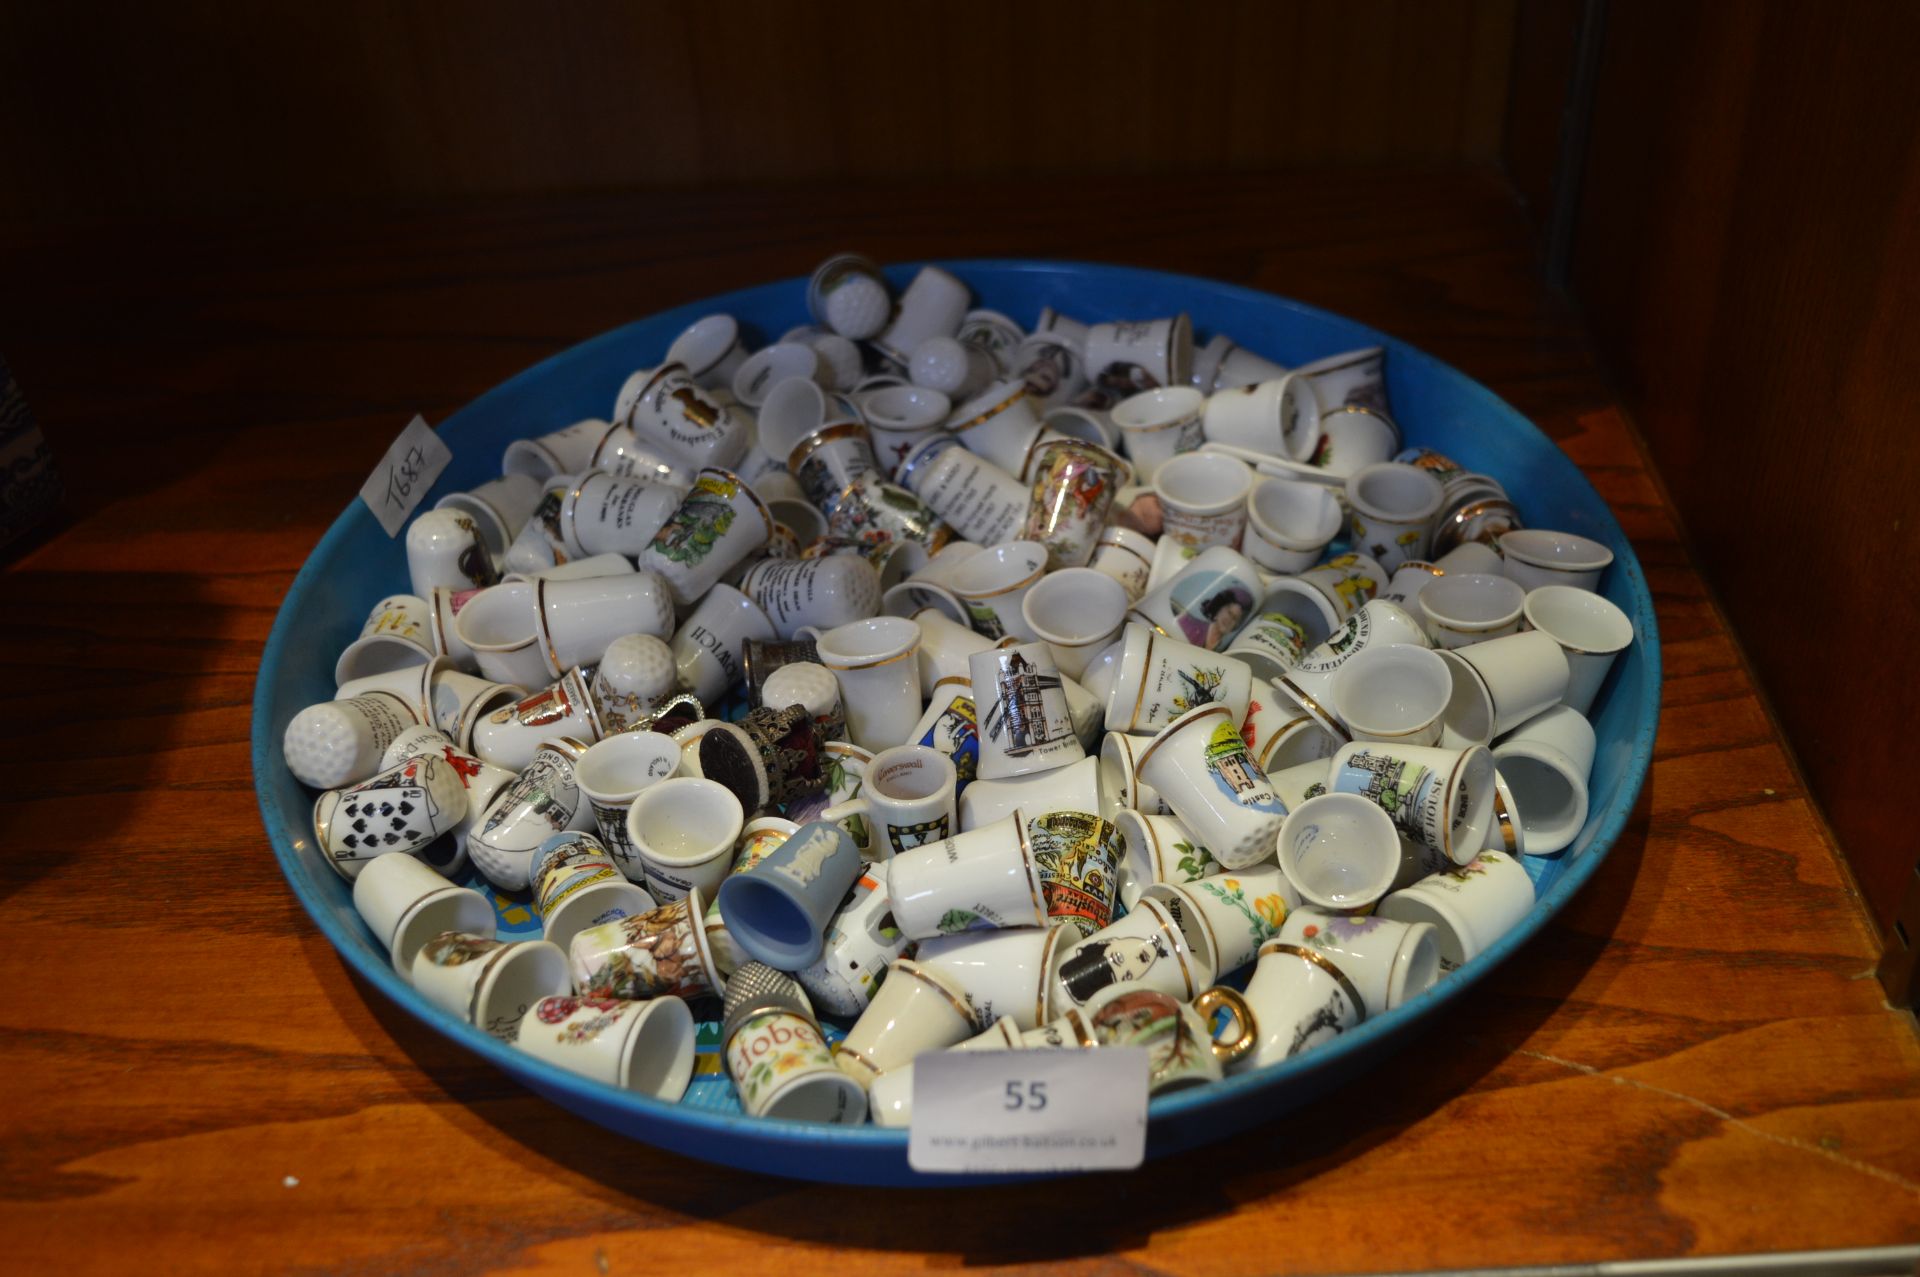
[252,261,1659,1185]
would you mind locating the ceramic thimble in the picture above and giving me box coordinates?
[809,253,891,339]
[284,690,421,790]
[568,890,727,1003]
[313,751,469,882]
[410,931,571,1043]
[794,871,911,1016]
[351,851,496,976]
[970,642,1085,780]
[715,821,865,971]
[528,830,658,955]
[742,637,822,706]
[516,994,695,1100]
[701,816,801,977]
[466,669,605,774]
[760,659,846,743]
[635,468,775,609]
[466,738,596,892]
[1083,984,1248,1094]
[589,633,679,734]
[437,472,545,555]
[1027,810,1124,940]
[406,509,500,600]
[1022,439,1123,570]
[335,594,436,687]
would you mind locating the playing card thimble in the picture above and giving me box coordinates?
[313,752,469,882]
[379,724,515,878]
[723,961,867,1124]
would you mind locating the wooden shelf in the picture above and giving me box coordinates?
[2,169,1915,1274]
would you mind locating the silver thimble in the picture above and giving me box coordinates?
[721,961,818,1050]
[742,638,820,707]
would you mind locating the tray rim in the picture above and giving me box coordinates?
[250,257,1661,1180]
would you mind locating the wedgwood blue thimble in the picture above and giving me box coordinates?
[716,821,862,971]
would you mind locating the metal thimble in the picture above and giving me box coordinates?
[720,961,818,1051]
[743,638,820,707]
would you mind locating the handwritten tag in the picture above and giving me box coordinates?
[908,1047,1148,1174]
[359,414,453,537]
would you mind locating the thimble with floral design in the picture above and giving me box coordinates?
[720,961,865,1124]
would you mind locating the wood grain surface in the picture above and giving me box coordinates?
[2,170,1917,1275]
[1569,0,1920,942]
[0,0,1515,225]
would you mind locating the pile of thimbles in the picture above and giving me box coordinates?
[280,253,1636,1125]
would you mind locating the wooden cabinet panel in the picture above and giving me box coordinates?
[0,0,1516,225]
[1571,0,1920,937]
